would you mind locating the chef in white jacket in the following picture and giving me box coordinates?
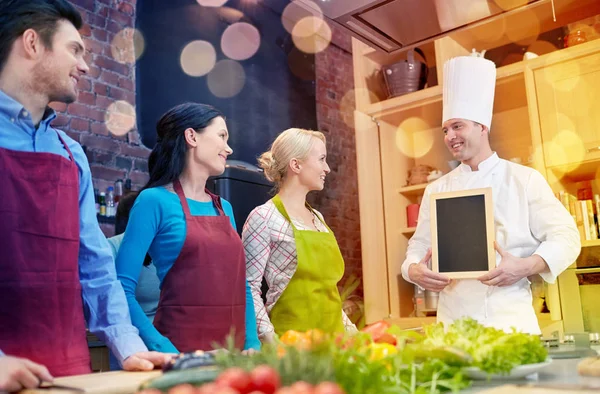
[401,54,581,334]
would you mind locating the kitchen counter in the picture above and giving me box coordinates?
[463,358,600,393]
[19,359,600,394]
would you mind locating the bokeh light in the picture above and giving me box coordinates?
[505,9,540,46]
[292,16,331,54]
[111,28,145,64]
[396,117,435,158]
[543,114,585,176]
[180,40,217,77]
[196,0,228,7]
[217,7,244,24]
[221,22,261,61]
[541,53,581,92]
[281,0,323,34]
[105,100,136,136]
[207,59,246,98]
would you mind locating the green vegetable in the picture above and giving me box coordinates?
[422,318,548,374]
[138,366,220,392]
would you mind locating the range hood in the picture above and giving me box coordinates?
[294,0,540,53]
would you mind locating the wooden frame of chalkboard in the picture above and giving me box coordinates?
[430,187,495,279]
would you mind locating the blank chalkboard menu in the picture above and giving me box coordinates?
[430,188,495,279]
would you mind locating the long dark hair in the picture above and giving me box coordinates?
[142,102,224,191]
[0,0,83,73]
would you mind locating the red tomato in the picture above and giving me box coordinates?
[288,381,314,394]
[167,383,197,394]
[375,332,397,346]
[216,367,252,393]
[214,387,242,394]
[138,390,162,394]
[313,382,344,394]
[249,365,281,394]
[273,389,295,394]
[197,383,219,394]
[361,321,393,343]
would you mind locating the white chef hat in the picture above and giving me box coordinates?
[442,54,496,129]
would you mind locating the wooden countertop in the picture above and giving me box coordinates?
[20,359,600,393]
[21,370,161,394]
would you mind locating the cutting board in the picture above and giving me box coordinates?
[21,370,162,394]
[479,384,600,393]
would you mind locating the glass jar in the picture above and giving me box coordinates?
[565,30,588,47]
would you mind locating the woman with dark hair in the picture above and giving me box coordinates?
[115,103,260,354]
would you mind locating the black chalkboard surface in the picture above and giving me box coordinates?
[430,188,496,279]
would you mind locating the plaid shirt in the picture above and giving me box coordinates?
[242,199,357,338]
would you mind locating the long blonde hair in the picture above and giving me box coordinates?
[258,128,326,190]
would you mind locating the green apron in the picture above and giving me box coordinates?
[269,195,345,335]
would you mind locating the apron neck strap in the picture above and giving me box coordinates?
[273,194,324,229]
[54,130,76,163]
[173,179,225,216]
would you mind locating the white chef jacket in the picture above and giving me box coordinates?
[401,153,581,334]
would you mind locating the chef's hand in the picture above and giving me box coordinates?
[0,355,53,392]
[407,249,451,292]
[122,351,172,371]
[478,242,548,287]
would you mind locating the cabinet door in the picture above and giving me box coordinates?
[535,52,600,168]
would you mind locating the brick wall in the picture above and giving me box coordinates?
[309,24,363,301]
[52,1,363,300]
[50,0,149,236]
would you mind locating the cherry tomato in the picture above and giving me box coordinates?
[273,388,294,394]
[361,321,391,341]
[216,367,252,393]
[375,332,397,346]
[313,382,344,394]
[138,390,162,394]
[197,383,220,394]
[288,381,314,394]
[167,383,197,394]
[249,365,281,394]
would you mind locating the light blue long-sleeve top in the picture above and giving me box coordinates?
[0,90,147,363]
[115,187,261,353]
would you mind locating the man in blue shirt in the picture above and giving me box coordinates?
[0,1,170,391]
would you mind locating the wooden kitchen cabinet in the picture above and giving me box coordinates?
[534,51,600,170]
[353,24,600,330]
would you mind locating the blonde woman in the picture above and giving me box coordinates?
[242,128,357,344]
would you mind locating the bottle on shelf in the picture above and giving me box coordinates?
[114,179,123,205]
[124,178,132,194]
[94,188,100,215]
[106,187,115,217]
[99,192,106,217]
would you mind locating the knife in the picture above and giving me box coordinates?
[36,382,85,392]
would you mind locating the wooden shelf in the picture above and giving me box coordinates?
[398,183,429,196]
[97,215,115,224]
[582,240,600,248]
[548,161,600,183]
[367,61,525,119]
[400,227,416,235]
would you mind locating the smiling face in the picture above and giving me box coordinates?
[192,116,232,177]
[296,138,330,192]
[31,19,89,104]
[442,118,488,164]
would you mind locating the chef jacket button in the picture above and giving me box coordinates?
[22,110,28,117]
[10,117,15,123]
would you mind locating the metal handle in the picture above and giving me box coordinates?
[587,146,600,153]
